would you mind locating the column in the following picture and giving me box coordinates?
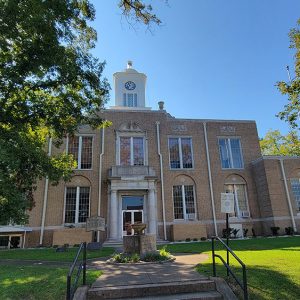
[148,189,157,235]
[109,189,118,240]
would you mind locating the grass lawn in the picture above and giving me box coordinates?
[0,246,115,262]
[163,236,300,300]
[0,265,101,300]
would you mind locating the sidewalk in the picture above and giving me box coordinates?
[90,253,210,288]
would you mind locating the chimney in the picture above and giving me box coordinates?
[158,101,164,110]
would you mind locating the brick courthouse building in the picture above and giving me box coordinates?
[2,62,300,248]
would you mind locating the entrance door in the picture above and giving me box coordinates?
[122,210,143,236]
[122,195,144,236]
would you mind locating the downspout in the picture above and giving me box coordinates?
[203,123,218,236]
[279,158,297,232]
[156,121,167,240]
[97,128,105,242]
[39,137,52,245]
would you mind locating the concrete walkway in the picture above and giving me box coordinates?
[90,253,210,288]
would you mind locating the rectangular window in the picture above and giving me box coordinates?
[225,184,249,217]
[219,138,243,169]
[68,136,93,169]
[290,179,300,211]
[65,187,90,224]
[169,137,193,169]
[120,137,144,166]
[123,93,138,107]
[173,185,196,220]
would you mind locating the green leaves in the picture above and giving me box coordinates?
[260,129,300,156]
[277,18,300,129]
[0,0,109,224]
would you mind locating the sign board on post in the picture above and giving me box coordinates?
[86,217,106,232]
[221,193,235,214]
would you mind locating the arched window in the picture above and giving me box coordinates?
[289,169,300,212]
[224,175,250,218]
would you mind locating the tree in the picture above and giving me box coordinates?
[0,0,161,224]
[277,18,300,128]
[260,129,300,156]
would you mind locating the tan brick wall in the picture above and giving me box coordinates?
[170,223,207,241]
[52,228,92,246]
[27,108,300,246]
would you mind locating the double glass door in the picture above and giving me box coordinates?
[122,195,144,236]
[122,210,143,236]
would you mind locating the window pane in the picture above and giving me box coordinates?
[68,136,79,166]
[184,185,195,215]
[120,137,131,165]
[235,184,247,211]
[123,93,127,106]
[169,138,180,169]
[173,185,184,219]
[78,187,90,223]
[219,139,230,168]
[81,137,93,169]
[291,178,300,211]
[133,137,144,165]
[127,94,133,107]
[181,138,193,168]
[65,187,77,223]
[230,139,243,168]
[134,94,137,107]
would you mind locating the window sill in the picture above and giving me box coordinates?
[221,168,244,170]
[170,168,194,171]
[174,219,198,222]
[73,169,93,171]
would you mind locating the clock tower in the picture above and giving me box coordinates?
[112,61,150,110]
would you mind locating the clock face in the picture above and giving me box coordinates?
[125,81,136,90]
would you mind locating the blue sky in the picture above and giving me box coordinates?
[91,0,300,137]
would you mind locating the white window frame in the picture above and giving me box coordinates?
[116,132,147,166]
[64,186,91,224]
[218,137,244,169]
[290,178,300,212]
[168,136,194,170]
[123,93,138,107]
[66,134,94,170]
[172,185,197,221]
[225,184,250,218]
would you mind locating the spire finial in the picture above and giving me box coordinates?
[127,60,133,69]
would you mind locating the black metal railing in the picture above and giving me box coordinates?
[66,242,87,300]
[212,236,248,300]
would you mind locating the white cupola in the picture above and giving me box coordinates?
[112,61,150,110]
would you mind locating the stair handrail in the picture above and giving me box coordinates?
[212,236,248,300]
[66,242,87,300]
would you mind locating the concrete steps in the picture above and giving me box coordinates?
[87,279,222,300]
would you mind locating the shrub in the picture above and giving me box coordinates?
[222,228,233,238]
[285,227,294,236]
[185,238,191,242]
[232,229,240,238]
[159,247,171,259]
[270,227,280,236]
[243,228,249,238]
[200,237,207,241]
[252,228,256,238]
[111,253,141,263]
[193,238,198,241]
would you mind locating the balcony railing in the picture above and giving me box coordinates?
[109,165,156,177]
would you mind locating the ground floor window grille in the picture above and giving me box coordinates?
[173,185,196,220]
[290,178,300,211]
[225,184,249,217]
[65,187,90,223]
